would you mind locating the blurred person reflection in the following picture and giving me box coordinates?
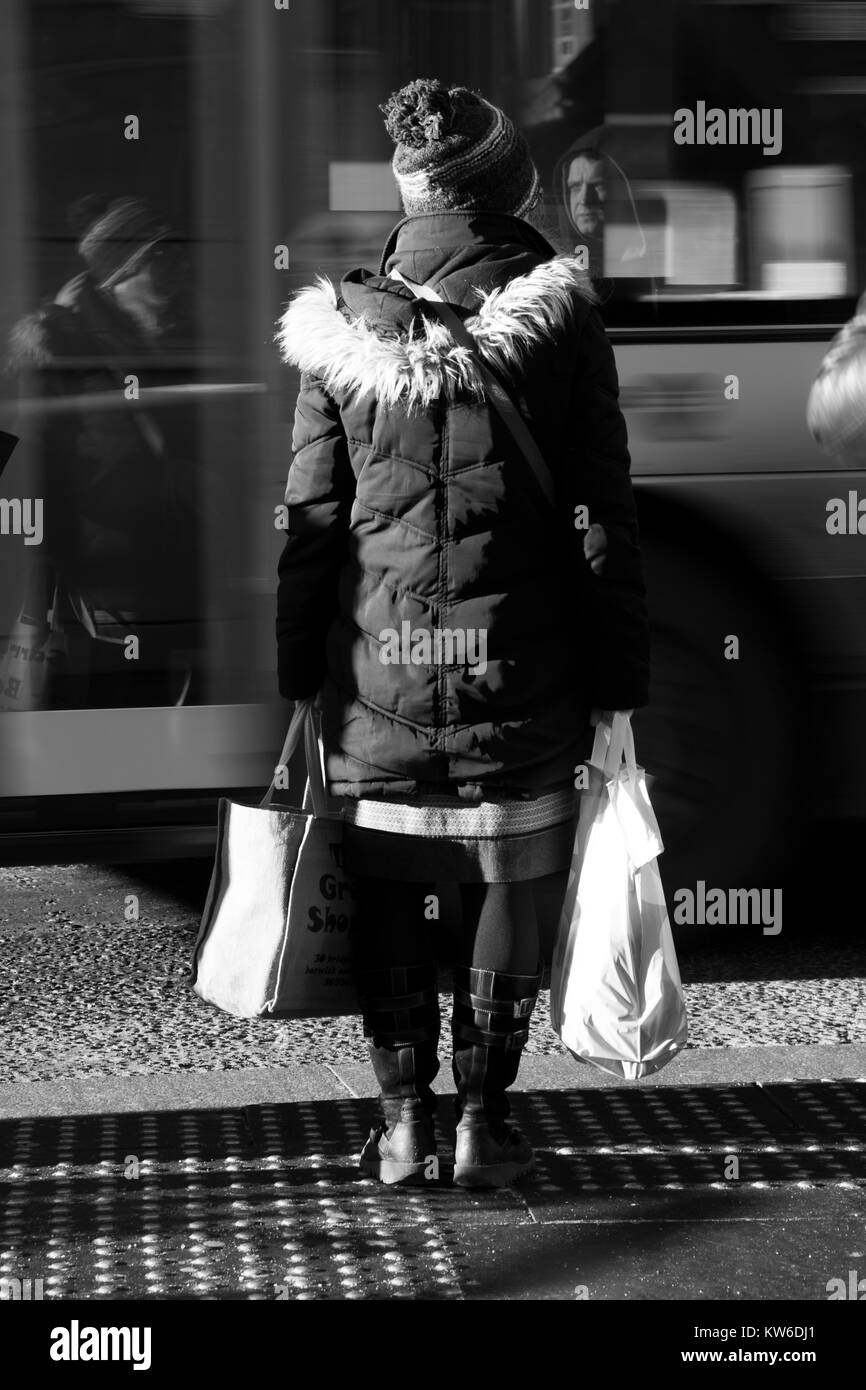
[807,286,866,468]
[553,125,655,303]
[4,195,200,708]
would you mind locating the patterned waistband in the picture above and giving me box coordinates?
[340,787,575,839]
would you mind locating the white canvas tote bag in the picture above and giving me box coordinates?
[191,701,358,1019]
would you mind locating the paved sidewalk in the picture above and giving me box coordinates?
[2,1045,866,1118]
[1,1061,864,1300]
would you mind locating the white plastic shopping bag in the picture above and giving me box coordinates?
[550,713,687,1079]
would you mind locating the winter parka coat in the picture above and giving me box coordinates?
[276,211,649,800]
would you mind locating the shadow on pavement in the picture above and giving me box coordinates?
[0,1082,863,1299]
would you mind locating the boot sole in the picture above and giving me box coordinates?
[453,1157,534,1189]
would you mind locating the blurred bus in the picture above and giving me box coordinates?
[0,0,862,920]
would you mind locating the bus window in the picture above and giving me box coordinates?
[517,0,866,327]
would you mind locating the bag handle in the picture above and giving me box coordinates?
[261,700,329,816]
[389,269,556,508]
[302,703,329,818]
[621,716,638,781]
[261,701,306,807]
[47,583,63,633]
[590,711,637,782]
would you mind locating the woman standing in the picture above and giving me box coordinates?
[276,79,649,1188]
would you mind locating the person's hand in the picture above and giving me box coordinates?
[590,707,634,726]
[584,522,607,575]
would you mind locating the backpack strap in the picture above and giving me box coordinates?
[389,268,556,508]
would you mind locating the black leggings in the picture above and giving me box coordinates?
[352,877,547,976]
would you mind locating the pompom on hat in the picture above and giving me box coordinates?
[381,78,541,219]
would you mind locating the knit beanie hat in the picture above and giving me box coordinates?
[75,197,169,289]
[381,78,541,219]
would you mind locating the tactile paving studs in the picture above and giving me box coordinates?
[0,1085,862,1297]
[510,1082,866,1197]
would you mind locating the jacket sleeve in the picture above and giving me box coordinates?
[806,289,866,465]
[568,308,650,710]
[276,373,354,700]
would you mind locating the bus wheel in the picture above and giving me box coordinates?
[634,508,801,949]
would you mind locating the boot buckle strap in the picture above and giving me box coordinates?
[454,985,536,1019]
[452,1020,529,1051]
[453,965,544,992]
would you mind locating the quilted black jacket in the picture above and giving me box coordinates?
[276,211,649,799]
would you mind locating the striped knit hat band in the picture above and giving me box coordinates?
[381,79,541,219]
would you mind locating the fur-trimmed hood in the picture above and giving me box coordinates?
[276,252,596,410]
[5,273,151,372]
[4,276,90,371]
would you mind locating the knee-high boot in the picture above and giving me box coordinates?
[356,962,441,1186]
[451,961,542,1188]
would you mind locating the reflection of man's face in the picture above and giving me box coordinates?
[567,155,606,237]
